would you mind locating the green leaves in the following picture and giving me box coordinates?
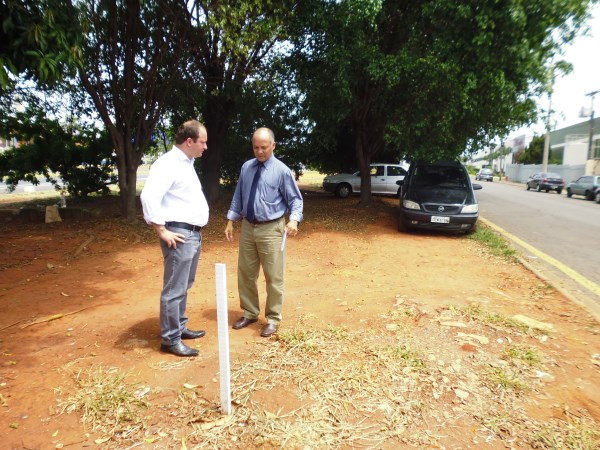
[0,0,83,89]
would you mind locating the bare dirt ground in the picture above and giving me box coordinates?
[1,178,600,449]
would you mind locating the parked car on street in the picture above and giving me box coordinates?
[475,168,494,182]
[566,175,600,201]
[397,160,482,233]
[525,172,564,194]
[322,163,407,198]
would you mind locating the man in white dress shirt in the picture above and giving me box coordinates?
[140,120,209,357]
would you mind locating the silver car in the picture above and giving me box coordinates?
[475,168,494,182]
[323,164,407,198]
[566,175,600,201]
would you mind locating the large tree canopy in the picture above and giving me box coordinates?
[74,0,190,219]
[1,0,596,213]
[293,0,592,204]
[164,0,299,202]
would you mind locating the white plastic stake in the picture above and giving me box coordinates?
[280,229,287,252]
[215,263,232,415]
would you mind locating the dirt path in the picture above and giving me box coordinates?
[1,189,599,449]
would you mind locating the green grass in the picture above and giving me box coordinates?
[484,366,529,392]
[469,224,516,259]
[384,344,426,369]
[504,345,542,366]
[276,328,321,352]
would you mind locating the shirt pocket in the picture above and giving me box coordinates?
[263,180,281,204]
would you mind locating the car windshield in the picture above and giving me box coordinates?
[412,166,467,188]
[546,173,561,178]
[482,169,492,173]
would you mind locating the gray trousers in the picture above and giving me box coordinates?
[159,226,202,345]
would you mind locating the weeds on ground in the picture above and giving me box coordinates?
[484,366,529,392]
[504,344,542,366]
[56,365,149,436]
[469,224,516,260]
[531,414,600,450]
[458,303,534,334]
[383,344,426,370]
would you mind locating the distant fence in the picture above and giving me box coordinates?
[504,164,586,184]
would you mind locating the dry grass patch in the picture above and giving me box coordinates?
[56,365,149,439]
[53,306,598,449]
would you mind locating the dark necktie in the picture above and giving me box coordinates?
[246,163,263,222]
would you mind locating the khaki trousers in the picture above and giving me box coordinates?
[238,217,286,324]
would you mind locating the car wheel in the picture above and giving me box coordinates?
[526,184,531,190]
[557,188,562,195]
[335,183,352,198]
[567,188,572,198]
[546,189,550,193]
[596,191,600,204]
[536,184,541,192]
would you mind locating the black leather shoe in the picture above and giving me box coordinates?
[260,323,278,337]
[232,317,258,330]
[160,342,199,357]
[181,328,206,339]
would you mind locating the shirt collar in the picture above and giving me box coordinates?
[173,145,194,163]
[257,155,275,169]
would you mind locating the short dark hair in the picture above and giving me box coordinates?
[175,120,205,144]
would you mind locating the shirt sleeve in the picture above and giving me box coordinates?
[282,169,304,222]
[140,159,173,225]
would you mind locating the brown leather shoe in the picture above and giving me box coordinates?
[260,323,278,337]
[232,317,258,330]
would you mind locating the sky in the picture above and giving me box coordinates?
[509,5,600,139]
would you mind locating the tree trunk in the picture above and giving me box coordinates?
[113,137,140,221]
[201,95,232,204]
[118,164,138,221]
[354,122,374,206]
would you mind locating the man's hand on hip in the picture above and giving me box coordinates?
[152,223,185,249]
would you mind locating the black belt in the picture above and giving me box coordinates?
[246,216,284,225]
[165,221,203,232]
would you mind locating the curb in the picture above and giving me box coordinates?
[479,216,600,323]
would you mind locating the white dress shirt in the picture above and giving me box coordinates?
[141,146,209,227]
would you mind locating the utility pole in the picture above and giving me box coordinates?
[585,90,599,161]
[543,93,552,172]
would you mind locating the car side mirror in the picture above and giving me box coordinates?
[473,183,483,190]
[396,180,404,186]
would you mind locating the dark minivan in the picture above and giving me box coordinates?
[397,160,482,233]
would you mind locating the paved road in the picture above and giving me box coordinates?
[475,178,600,313]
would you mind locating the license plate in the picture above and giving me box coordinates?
[431,216,450,223]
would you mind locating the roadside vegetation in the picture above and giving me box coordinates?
[468,224,517,260]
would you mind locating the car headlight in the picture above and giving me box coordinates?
[402,199,420,210]
[461,204,478,214]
